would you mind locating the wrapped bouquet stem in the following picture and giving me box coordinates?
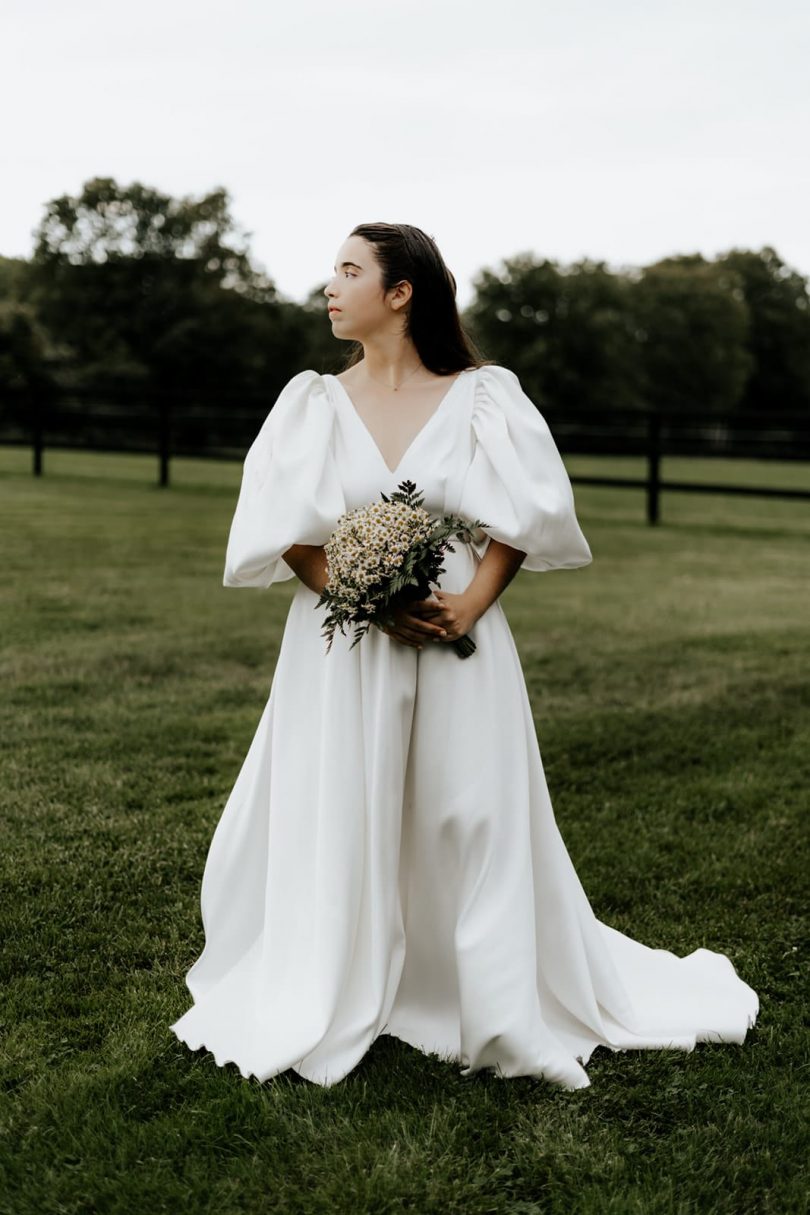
[316,479,488,658]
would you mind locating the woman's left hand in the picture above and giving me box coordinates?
[409,589,483,644]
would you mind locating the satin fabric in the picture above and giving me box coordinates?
[170,364,758,1088]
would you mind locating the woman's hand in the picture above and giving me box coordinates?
[416,589,484,644]
[381,589,484,649]
[378,598,448,649]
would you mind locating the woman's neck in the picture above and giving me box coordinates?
[357,340,424,389]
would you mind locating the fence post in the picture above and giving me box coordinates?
[30,392,44,476]
[158,394,170,488]
[646,411,661,525]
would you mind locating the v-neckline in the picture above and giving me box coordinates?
[326,369,474,476]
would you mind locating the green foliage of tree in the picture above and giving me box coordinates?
[32,177,269,291]
[556,259,647,412]
[716,246,810,414]
[0,299,78,436]
[464,254,561,407]
[465,246,809,415]
[3,179,809,417]
[0,256,78,406]
[0,300,57,391]
[631,254,753,413]
[0,256,32,301]
[27,177,309,392]
[465,254,647,413]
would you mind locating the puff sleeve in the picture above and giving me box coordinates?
[223,370,345,587]
[458,365,592,572]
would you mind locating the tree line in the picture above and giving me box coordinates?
[1,176,809,420]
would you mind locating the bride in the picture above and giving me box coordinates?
[170,222,758,1088]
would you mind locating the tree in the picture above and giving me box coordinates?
[548,258,646,412]
[32,177,272,294]
[27,177,298,392]
[630,255,752,413]
[0,300,61,392]
[716,246,810,413]
[465,254,644,411]
[0,256,31,301]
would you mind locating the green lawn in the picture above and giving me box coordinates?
[1,448,808,1215]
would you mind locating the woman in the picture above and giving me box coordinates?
[170,223,758,1089]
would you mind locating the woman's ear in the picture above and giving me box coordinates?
[389,279,413,311]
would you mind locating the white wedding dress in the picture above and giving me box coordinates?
[169,364,758,1089]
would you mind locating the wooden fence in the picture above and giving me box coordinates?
[2,387,809,525]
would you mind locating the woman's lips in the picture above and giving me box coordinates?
[329,308,341,315]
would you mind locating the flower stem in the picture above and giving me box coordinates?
[452,634,477,659]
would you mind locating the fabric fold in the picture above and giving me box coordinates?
[458,364,592,571]
[223,370,346,587]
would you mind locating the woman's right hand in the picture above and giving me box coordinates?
[379,597,447,649]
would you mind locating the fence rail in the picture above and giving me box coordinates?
[2,386,809,524]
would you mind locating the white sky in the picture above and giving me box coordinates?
[1,0,808,309]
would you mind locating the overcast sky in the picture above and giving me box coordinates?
[2,0,808,310]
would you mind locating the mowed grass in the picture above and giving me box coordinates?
[0,445,808,1215]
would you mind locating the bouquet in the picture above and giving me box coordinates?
[316,479,488,659]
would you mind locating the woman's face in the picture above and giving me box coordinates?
[324,235,409,341]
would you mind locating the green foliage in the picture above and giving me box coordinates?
[0,300,62,393]
[464,246,810,416]
[467,255,646,412]
[31,177,265,288]
[0,259,76,396]
[633,254,753,413]
[25,177,309,393]
[717,246,810,413]
[4,176,810,414]
[0,254,32,299]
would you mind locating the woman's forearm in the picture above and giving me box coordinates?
[465,537,526,618]
[283,544,328,595]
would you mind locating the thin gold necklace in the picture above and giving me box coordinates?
[361,361,426,392]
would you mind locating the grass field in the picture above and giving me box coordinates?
[1,447,808,1215]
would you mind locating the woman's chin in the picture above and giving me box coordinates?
[331,321,359,341]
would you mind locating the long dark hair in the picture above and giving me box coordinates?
[338,222,493,375]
